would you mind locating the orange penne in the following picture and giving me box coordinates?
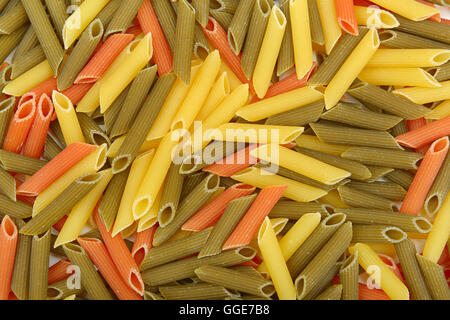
[61,83,94,105]
[335,0,359,35]
[250,62,317,103]
[182,183,256,232]
[359,283,390,300]
[442,19,450,26]
[22,94,54,159]
[3,99,37,154]
[202,18,254,93]
[203,144,259,177]
[78,237,143,300]
[400,136,449,215]
[222,185,287,250]
[131,225,157,266]
[93,205,144,296]
[0,216,18,300]
[75,34,134,84]
[396,116,450,149]
[406,118,429,154]
[48,258,73,285]
[125,25,143,37]
[138,0,172,76]
[27,77,58,99]
[52,216,67,232]
[17,142,97,196]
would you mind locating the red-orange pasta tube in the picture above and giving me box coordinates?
[0,216,18,300]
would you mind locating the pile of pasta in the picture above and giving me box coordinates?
[0,0,449,301]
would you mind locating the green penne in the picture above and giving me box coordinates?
[391,120,408,137]
[180,172,207,200]
[338,185,396,211]
[173,0,196,84]
[105,0,144,38]
[62,243,114,300]
[346,181,406,201]
[110,65,157,139]
[320,102,402,131]
[159,164,185,227]
[21,0,64,75]
[45,0,68,39]
[57,19,104,90]
[153,174,220,246]
[0,194,32,219]
[394,239,432,300]
[193,24,211,60]
[394,15,450,45]
[11,220,32,300]
[347,81,432,120]
[424,153,450,216]
[98,168,130,231]
[0,150,47,175]
[416,254,450,300]
[428,61,450,82]
[315,284,343,300]
[276,0,294,76]
[308,28,369,86]
[20,172,103,235]
[266,100,324,127]
[11,45,45,79]
[295,147,372,181]
[0,2,28,35]
[307,0,324,46]
[104,86,129,135]
[47,280,84,300]
[379,30,450,50]
[199,194,256,258]
[29,230,51,300]
[12,25,38,62]
[140,228,212,271]
[0,166,16,201]
[43,136,63,160]
[195,265,275,298]
[385,169,414,190]
[97,0,122,28]
[159,283,236,300]
[268,199,331,220]
[295,222,352,300]
[193,0,210,28]
[287,213,347,278]
[0,25,27,64]
[352,224,407,243]
[0,97,15,147]
[210,9,233,29]
[339,253,359,300]
[310,122,402,150]
[141,246,256,286]
[337,208,432,233]
[112,73,176,174]
[341,147,424,170]
[77,112,110,146]
[152,0,177,51]
[227,0,254,55]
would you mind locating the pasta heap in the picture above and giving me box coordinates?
[0,0,449,301]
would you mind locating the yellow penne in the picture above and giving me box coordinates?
[316,0,342,55]
[192,84,249,152]
[236,86,323,121]
[146,62,203,142]
[367,49,450,68]
[214,123,304,145]
[290,0,313,79]
[133,133,179,219]
[52,91,86,145]
[232,167,327,202]
[318,189,350,209]
[392,80,450,104]
[258,213,321,275]
[219,60,242,90]
[77,38,139,113]
[63,0,110,49]
[271,218,290,236]
[3,60,53,96]
[349,243,410,300]
[170,50,221,131]
[100,34,153,113]
[426,100,450,120]
[423,192,450,263]
[138,187,163,232]
[251,144,351,185]
[253,6,287,98]
[257,217,296,300]
[54,168,114,247]
[196,72,231,121]
[358,67,441,88]
[325,27,379,109]
[369,0,440,21]
[112,150,155,236]
[33,144,107,216]
[354,6,399,29]
[295,135,351,156]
